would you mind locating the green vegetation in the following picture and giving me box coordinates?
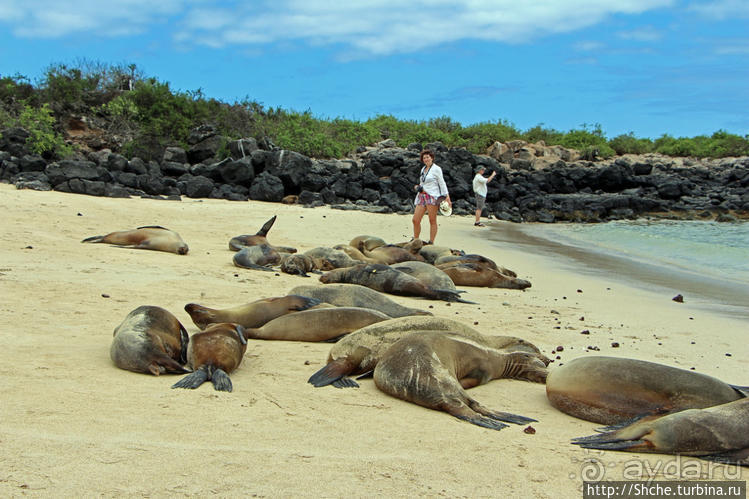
[1,60,747,160]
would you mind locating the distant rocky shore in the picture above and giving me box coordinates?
[2,124,747,222]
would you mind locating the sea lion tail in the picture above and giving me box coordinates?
[172,367,209,389]
[81,235,105,243]
[308,358,357,388]
[256,215,277,236]
[210,368,233,392]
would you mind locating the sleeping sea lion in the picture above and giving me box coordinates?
[546,356,748,425]
[332,244,377,263]
[393,238,426,255]
[184,295,322,330]
[391,261,457,291]
[229,215,297,253]
[280,253,321,277]
[418,245,464,264]
[373,331,547,430]
[110,305,190,375]
[572,398,749,466]
[172,322,247,392]
[357,241,425,264]
[82,226,189,255]
[288,283,432,318]
[349,235,386,251]
[434,254,517,277]
[233,244,282,271]
[319,263,468,302]
[242,306,390,342]
[304,247,361,269]
[437,262,531,290]
[308,315,549,388]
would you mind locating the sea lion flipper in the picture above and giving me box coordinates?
[701,448,749,466]
[308,358,356,387]
[172,367,210,389]
[730,385,749,397]
[355,370,374,380]
[81,235,104,243]
[332,377,360,389]
[451,410,510,431]
[468,399,537,425]
[256,215,277,236]
[210,368,233,392]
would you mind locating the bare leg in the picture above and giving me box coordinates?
[475,208,482,223]
[412,205,426,240]
[427,204,439,243]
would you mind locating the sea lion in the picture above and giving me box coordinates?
[418,245,464,264]
[332,244,377,263]
[233,244,281,271]
[357,241,426,264]
[304,247,361,269]
[437,262,531,290]
[546,356,748,425]
[349,235,386,251]
[393,238,426,255]
[184,295,322,330]
[172,322,247,392]
[110,305,190,375]
[280,253,321,277]
[229,215,297,253]
[82,226,189,255]
[391,261,457,291]
[319,263,468,302]
[373,331,547,430]
[572,398,749,466]
[288,283,432,318]
[242,306,390,342]
[434,254,517,277]
[308,315,549,388]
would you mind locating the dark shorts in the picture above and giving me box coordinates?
[475,194,486,211]
[415,191,438,206]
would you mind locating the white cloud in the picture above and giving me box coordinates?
[616,26,662,42]
[688,0,749,20]
[1,0,676,55]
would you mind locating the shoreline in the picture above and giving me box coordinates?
[1,184,746,497]
[484,220,749,322]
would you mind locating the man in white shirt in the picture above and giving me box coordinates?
[472,166,496,227]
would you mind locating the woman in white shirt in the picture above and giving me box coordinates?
[412,149,451,244]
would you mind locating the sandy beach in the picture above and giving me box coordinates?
[1,182,746,498]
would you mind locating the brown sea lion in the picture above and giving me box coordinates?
[304,247,361,269]
[572,398,749,466]
[242,306,390,342]
[391,261,457,291]
[418,245,464,264]
[357,241,426,264]
[229,215,297,253]
[319,263,468,302]
[349,235,386,251]
[437,262,531,290]
[280,253,321,277]
[233,244,281,271]
[288,283,432,318]
[110,305,190,375]
[373,331,547,430]
[309,316,549,388]
[332,244,377,263]
[434,254,517,277]
[82,226,189,255]
[546,356,748,426]
[393,238,426,255]
[172,322,247,392]
[184,295,322,330]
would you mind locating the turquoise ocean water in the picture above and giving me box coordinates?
[488,220,749,321]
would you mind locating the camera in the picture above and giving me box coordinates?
[416,185,424,193]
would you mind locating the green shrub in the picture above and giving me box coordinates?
[17,103,72,158]
[609,133,654,155]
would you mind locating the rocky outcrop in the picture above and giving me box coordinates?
[1,126,747,222]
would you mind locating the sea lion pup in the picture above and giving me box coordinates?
[110,305,190,375]
[332,244,377,263]
[185,295,322,330]
[229,215,297,253]
[82,226,189,255]
[280,253,321,277]
[319,263,468,302]
[242,306,390,342]
[172,323,247,392]
[373,331,547,430]
[308,315,548,388]
[572,398,749,466]
[546,356,748,426]
[391,261,457,291]
[289,283,432,318]
[357,241,426,264]
[232,244,281,271]
[418,245,464,264]
[437,262,531,290]
[349,235,386,251]
[304,247,361,269]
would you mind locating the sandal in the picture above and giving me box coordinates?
[474,222,485,227]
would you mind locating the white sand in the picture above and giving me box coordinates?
[1,183,746,497]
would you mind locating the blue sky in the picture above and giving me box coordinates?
[1,0,747,139]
